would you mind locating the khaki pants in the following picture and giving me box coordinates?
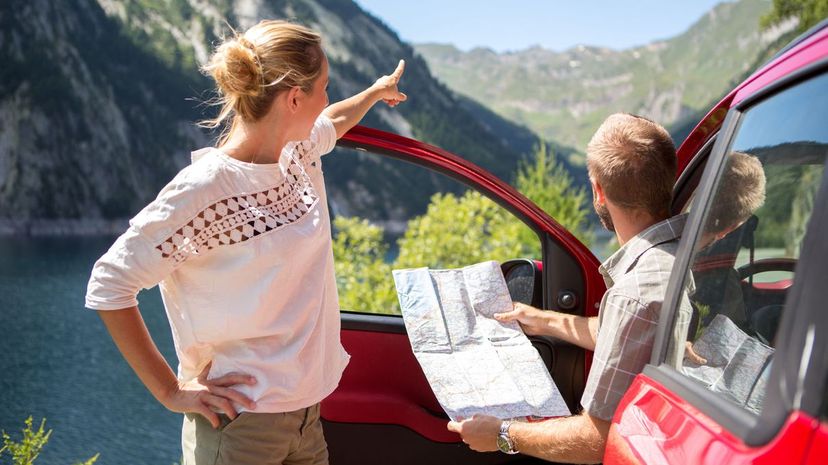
[182,404,328,465]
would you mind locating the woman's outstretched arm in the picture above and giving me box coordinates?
[324,59,407,139]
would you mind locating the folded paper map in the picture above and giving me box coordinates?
[682,314,774,413]
[392,261,571,421]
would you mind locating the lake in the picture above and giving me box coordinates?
[0,237,182,465]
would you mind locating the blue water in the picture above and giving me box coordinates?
[0,238,182,465]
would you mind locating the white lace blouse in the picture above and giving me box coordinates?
[86,115,350,413]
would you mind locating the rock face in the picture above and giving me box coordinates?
[415,0,797,153]
[1,0,548,233]
[1,0,203,227]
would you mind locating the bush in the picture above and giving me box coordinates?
[333,143,592,314]
[0,417,98,465]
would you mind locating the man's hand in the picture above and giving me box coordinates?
[161,362,257,428]
[495,303,551,336]
[684,341,708,365]
[447,415,501,452]
[371,60,407,107]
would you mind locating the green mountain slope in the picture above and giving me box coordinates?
[415,0,797,159]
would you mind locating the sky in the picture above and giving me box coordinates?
[354,0,732,52]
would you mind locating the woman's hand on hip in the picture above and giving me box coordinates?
[161,362,257,428]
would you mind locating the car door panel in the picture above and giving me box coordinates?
[322,421,529,465]
[324,314,586,439]
[607,374,818,465]
[323,319,450,442]
[323,314,547,464]
[803,422,828,465]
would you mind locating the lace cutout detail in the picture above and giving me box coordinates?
[156,155,318,264]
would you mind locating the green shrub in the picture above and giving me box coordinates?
[333,143,592,314]
[0,417,98,465]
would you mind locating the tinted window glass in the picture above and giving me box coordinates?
[668,72,828,415]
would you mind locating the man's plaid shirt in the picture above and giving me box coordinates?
[581,214,692,421]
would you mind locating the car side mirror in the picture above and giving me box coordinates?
[501,259,543,308]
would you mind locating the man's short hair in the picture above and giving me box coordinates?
[586,113,677,218]
[705,151,766,235]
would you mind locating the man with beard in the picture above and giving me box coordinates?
[448,113,689,463]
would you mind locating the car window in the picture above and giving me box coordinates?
[667,71,828,416]
[326,146,540,315]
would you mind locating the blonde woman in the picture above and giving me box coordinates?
[85,20,406,465]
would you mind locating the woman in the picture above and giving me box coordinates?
[85,20,406,465]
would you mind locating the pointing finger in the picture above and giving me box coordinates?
[391,59,405,79]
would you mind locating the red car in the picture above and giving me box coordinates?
[320,20,828,465]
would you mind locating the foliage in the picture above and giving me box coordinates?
[761,0,828,33]
[0,418,50,465]
[693,302,711,340]
[786,165,822,256]
[753,165,823,251]
[333,144,592,314]
[394,191,522,270]
[514,143,593,248]
[332,217,398,314]
[0,417,98,465]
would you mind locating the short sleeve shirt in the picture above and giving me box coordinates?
[580,214,691,421]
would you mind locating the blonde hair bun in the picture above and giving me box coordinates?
[200,20,323,134]
[209,37,263,98]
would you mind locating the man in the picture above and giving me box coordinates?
[448,113,687,463]
[691,151,767,332]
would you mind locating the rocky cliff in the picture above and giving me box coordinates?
[0,0,551,233]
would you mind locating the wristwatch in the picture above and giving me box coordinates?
[497,420,518,454]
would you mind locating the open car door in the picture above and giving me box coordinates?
[318,126,606,465]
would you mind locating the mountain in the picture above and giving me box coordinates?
[0,0,548,233]
[414,0,798,161]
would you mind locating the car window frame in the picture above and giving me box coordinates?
[333,135,598,409]
[671,134,717,215]
[333,137,591,320]
[645,58,828,446]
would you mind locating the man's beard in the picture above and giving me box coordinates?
[594,200,615,232]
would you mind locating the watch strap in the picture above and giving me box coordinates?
[498,420,518,454]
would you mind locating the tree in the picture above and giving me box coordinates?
[332,143,592,315]
[395,142,591,268]
[761,0,828,33]
[393,190,525,269]
[513,142,593,250]
[332,217,398,313]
